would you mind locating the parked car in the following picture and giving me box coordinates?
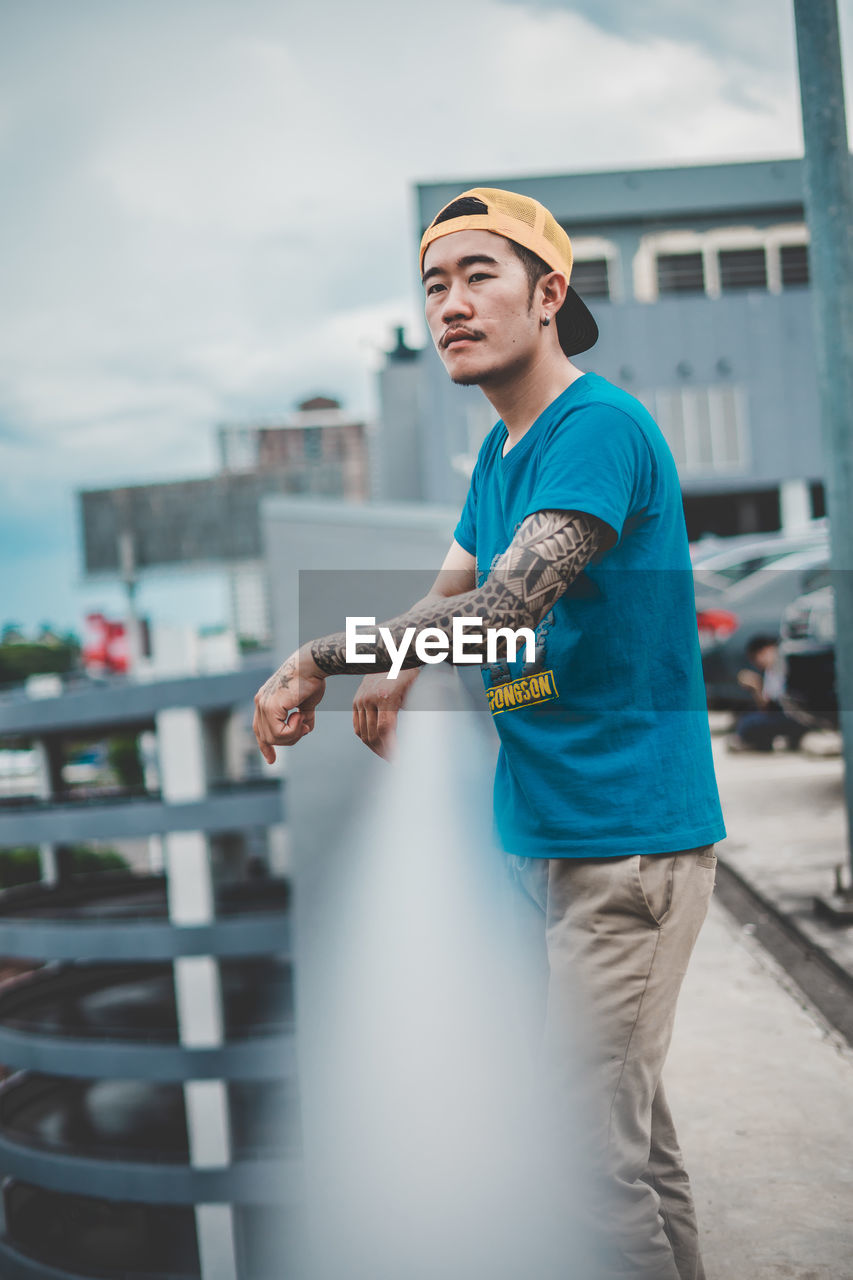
[779,584,837,729]
[691,523,826,588]
[695,541,830,708]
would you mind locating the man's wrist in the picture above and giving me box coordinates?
[296,643,325,681]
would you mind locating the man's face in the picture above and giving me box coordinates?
[753,644,778,671]
[421,229,541,388]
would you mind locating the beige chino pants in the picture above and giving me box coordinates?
[509,847,717,1280]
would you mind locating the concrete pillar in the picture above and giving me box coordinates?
[147,836,165,874]
[38,844,59,885]
[31,737,63,886]
[780,479,812,532]
[222,709,248,782]
[157,706,238,1280]
[266,824,292,878]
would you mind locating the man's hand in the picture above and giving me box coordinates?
[353,667,421,760]
[736,669,765,706]
[253,647,327,763]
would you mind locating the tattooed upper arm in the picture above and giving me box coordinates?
[485,510,608,629]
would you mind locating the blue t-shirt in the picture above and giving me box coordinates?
[454,372,726,858]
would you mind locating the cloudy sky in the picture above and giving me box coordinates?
[2,0,851,634]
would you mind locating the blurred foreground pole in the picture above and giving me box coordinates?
[794,0,853,883]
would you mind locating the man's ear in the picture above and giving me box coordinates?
[539,270,569,312]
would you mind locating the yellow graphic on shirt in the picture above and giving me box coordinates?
[486,669,559,715]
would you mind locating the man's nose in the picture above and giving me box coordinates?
[440,281,474,322]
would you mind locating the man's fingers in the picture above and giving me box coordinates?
[351,690,401,760]
[353,700,367,743]
[362,701,379,747]
[365,706,396,759]
[374,712,397,761]
[378,708,399,756]
[253,708,273,762]
[377,709,397,739]
[355,703,382,757]
[252,662,326,759]
[255,705,305,758]
[274,709,307,744]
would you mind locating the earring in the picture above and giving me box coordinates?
[541,316,551,327]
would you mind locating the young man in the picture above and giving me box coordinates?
[254,188,726,1279]
[730,633,805,751]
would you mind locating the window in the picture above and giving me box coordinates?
[656,252,705,295]
[719,248,765,292]
[571,258,610,299]
[303,427,323,461]
[780,243,809,287]
[654,386,748,475]
[718,247,767,291]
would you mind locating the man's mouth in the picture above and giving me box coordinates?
[442,329,482,349]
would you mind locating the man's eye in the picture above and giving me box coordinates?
[426,282,445,296]
[469,273,492,283]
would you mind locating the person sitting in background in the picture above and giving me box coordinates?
[729,634,805,752]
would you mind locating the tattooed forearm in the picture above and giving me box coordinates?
[309,510,605,676]
[311,632,386,676]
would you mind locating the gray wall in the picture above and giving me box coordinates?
[260,499,463,1176]
[374,357,426,503]
[260,496,460,865]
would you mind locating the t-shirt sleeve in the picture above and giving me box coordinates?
[522,405,654,542]
[453,463,479,555]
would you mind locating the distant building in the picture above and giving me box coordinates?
[79,397,371,644]
[375,157,835,539]
[217,395,369,502]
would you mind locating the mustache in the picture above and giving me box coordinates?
[441,327,484,349]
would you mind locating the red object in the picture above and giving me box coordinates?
[696,608,739,643]
[82,613,130,674]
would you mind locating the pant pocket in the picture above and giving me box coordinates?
[636,853,677,927]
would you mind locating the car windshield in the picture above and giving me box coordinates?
[694,538,828,595]
[710,551,796,583]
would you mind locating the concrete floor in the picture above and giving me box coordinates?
[666,869,853,1279]
[710,726,853,979]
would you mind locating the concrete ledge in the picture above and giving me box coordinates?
[0,1237,195,1280]
[0,781,283,845]
[0,1026,296,1081]
[0,663,271,736]
[0,912,290,962]
[0,1130,299,1204]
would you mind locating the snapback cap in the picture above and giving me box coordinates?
[419,187,598,357]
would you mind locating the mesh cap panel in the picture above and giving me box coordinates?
[486,190,538,228]
[542,216,569,258]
